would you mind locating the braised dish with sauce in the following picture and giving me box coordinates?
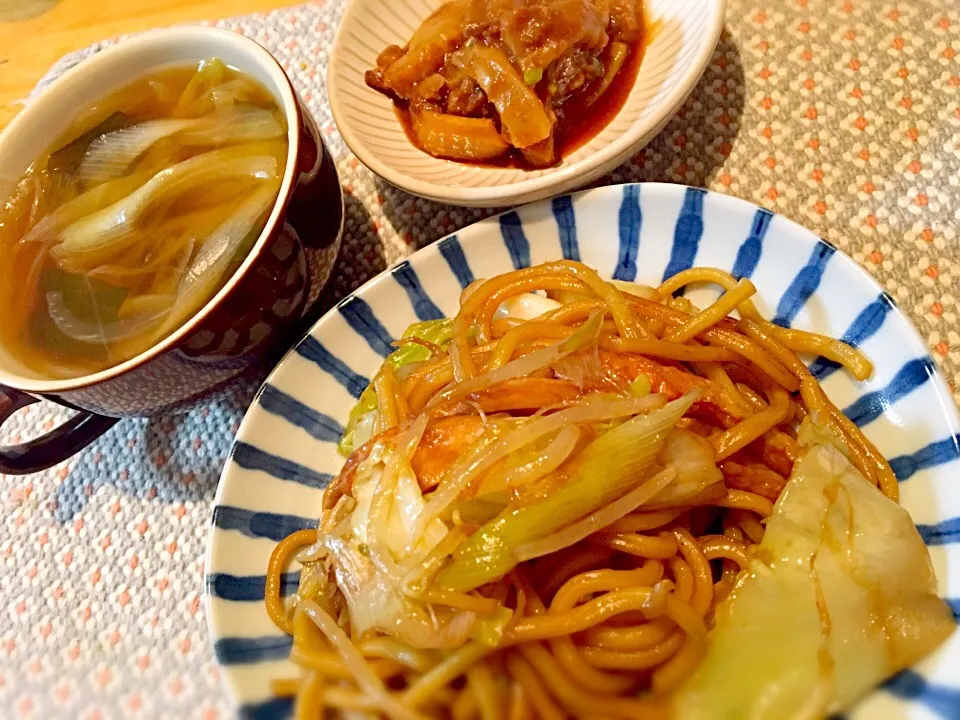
[364,0,647,168]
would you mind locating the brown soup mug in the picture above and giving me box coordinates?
[0,28,343,474]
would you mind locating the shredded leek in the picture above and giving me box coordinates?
[523,68,543,86]
[437,393,698,592]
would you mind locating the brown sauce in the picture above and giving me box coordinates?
[394,30,650,171]
[552,33,648,161]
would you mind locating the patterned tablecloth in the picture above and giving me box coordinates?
[1,0,958,717]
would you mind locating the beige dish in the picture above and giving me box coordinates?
[328,0,727,207]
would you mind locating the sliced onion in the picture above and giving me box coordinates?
[147,238,195,298]
[55,150,279,258]
[367,415,427,575]
[208,79,263,109]
[610,279,659,301]
[178,106,285,147]
[116,293,176,321]
[78,119,198,187]
[20,169,155,247]
[87,232,196,287]
[161,183,278,333]
[585,41,629,106]
[46,290,169,345]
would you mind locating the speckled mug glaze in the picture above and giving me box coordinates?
[0,27,343,473]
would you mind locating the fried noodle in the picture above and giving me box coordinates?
[264,261,893,719]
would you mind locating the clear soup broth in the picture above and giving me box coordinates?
[0,58,288,379]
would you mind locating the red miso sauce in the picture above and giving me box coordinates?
[394,30,649,171]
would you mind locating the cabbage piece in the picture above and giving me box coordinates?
[320,536,476,651]
[339,386,380,457]
[322,430,479,651]
[674,418,955,720]
[496,0,609,72]
[389,318,455,368]
[448,43,554,149]
[350,458,447,563]
[338,319,455,456]
[410,109,510,161]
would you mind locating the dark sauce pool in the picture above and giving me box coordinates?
[394,30,650,171]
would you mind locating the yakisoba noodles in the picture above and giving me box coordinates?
[263,260,951,719]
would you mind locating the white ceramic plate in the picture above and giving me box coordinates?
[206,184,960,719]
[328,0,726,207]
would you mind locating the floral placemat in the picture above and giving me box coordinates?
[1,0,957,717]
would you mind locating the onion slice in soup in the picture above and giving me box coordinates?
[54,148,280,260]
[161,183,279,333]
[78,119,200,188]
[178,106,285,147]
[46,289,171,345]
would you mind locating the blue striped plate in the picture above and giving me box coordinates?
[206,183,960,719]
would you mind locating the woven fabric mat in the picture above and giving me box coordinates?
[2,0,958,717]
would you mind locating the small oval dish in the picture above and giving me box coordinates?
[328,0,726,207]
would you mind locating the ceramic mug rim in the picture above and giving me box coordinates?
[0,26,302,394]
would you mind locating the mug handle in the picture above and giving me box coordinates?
[0,385,119,475]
